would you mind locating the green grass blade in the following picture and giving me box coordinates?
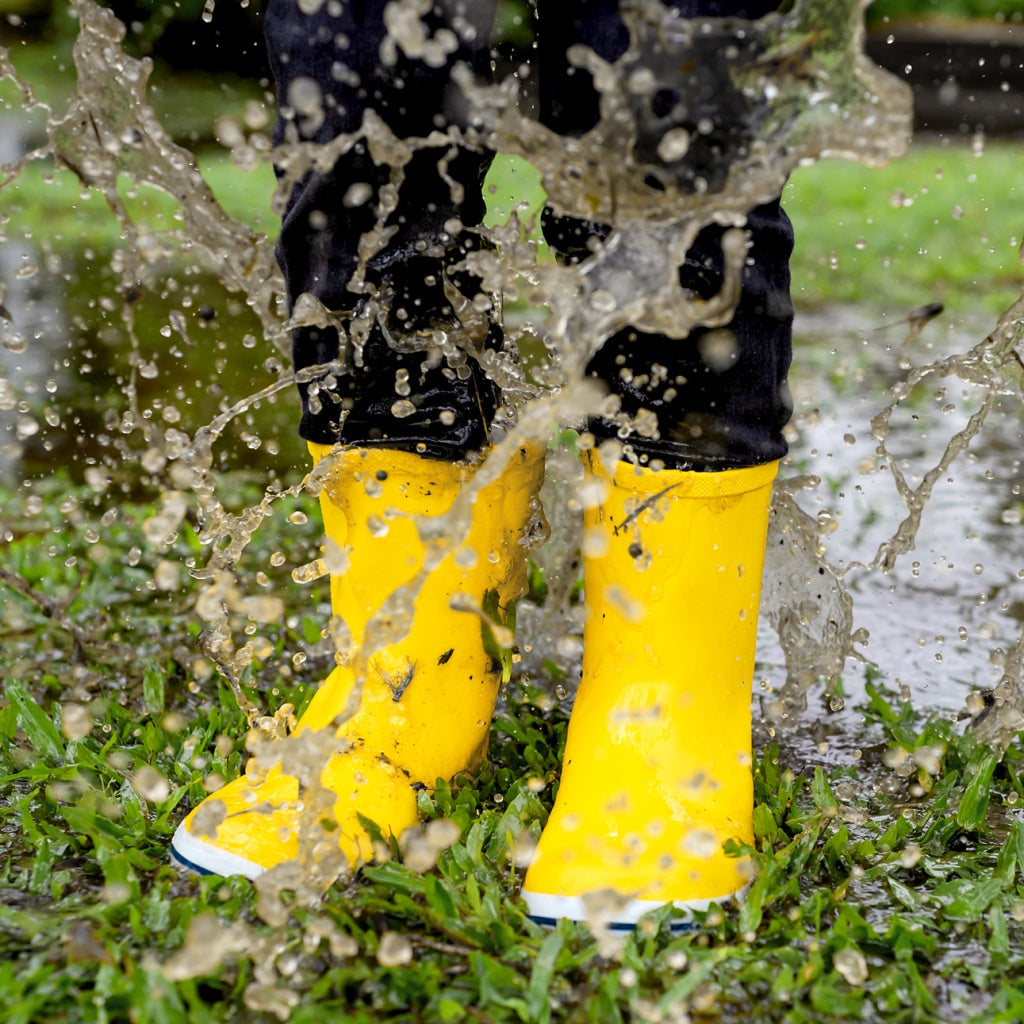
[5,679,64,762]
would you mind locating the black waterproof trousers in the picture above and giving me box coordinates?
[265,0,794,470]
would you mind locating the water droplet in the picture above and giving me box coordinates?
[343,182,373,207]
[239,595,286,623]
[390,399,417,419]
[510,828,538,868]
[15,414,38,440]
[142,492,188,548]
[698,329,739,371]
[292,559,328,584]
[911,744,944,775]
[657,127,690,162]
[141,448,166,473]
[84,466,110,493]
[833,947,868,986]
[154,559,181,591]
[131,765,170,803]
[61,703,92,740]
[682,828,718,859]
[665,949,688,971]
[376,931,413,967]
[604,584,644,623]
[425,818,460,850]
[454,546,477,569]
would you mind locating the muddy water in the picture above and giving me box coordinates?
[5,200,1019,716]
[4,246,1019,713]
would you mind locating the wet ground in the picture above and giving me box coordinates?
[778,304,1024,713]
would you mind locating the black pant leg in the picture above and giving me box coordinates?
[536,0,794,471]
[266,0,500,458]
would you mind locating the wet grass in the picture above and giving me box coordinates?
[783,141,1023,317]
[2,478,1024,1023]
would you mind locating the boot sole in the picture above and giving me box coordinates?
[170,820,267,880]
[521,888,742,933]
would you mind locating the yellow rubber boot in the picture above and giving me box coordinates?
[521,450,777,929]
[171,442,544,878]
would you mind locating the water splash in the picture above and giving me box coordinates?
[460,0,911,377]
[3,0,1024,1009]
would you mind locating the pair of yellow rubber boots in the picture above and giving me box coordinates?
[171,441,776,929]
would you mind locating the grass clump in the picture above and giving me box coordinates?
[2,480,1024,1022]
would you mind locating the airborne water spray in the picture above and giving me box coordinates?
[2,0,1024,1013]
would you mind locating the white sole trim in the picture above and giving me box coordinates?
[520,887,741,932]
[170,820,267,880]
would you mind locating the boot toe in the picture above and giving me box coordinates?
[171,769,301,878]
[520,887,719,933]
[170,749,424,878]
[170,819,270,879]
[520,819,752,932]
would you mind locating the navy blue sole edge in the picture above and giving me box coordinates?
[527,914,700,934]
[170,843,219,877]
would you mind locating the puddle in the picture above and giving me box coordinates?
[762,306,1024,715]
